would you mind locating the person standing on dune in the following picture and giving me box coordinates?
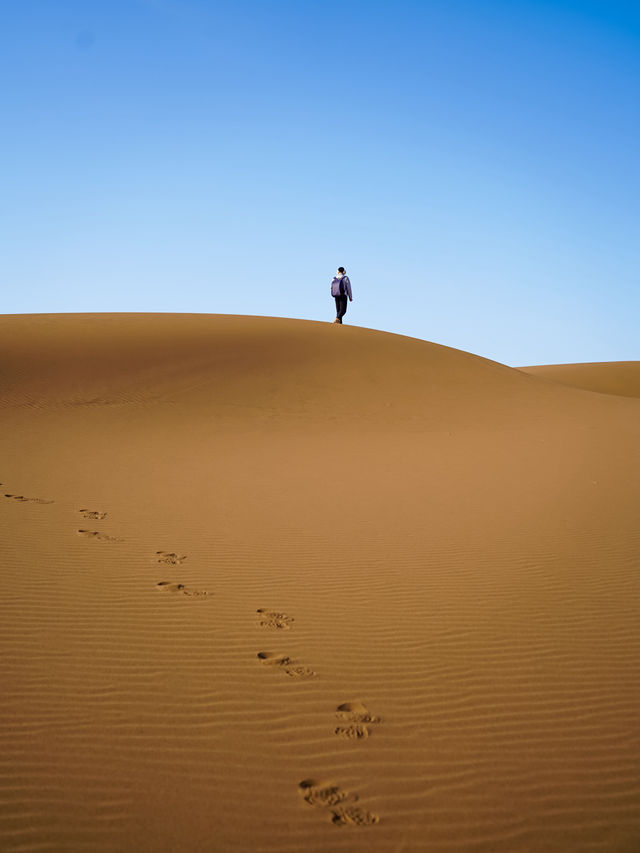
[330,267,353,324]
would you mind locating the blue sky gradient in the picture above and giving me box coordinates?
[1,0,638,365]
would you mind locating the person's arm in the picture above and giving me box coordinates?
[345,276,353,300]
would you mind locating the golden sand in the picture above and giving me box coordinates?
[520,361,640,399]
[1,314,639,852]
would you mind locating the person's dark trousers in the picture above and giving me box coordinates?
[335,294,348,323]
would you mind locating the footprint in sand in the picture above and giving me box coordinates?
[331,804,381,826]
[257,651,316,679]
[257,608,294,630]
[334,701,381,740]
[155,581,209,598]
[77,529,122,543]
[156,551,187,565]
[284,665,317,679]
[298,779,378,826]
[5,493,54,505]
[79,509,107,520]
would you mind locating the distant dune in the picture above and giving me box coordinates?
[519,361,640,399]
[1,314,639,853]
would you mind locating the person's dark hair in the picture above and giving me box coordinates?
[338,267,345,273]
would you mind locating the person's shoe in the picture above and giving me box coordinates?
[333,318,340,323]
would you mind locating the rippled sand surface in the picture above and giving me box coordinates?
[1,313,639,852]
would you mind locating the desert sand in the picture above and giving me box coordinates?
[520,361,640,399]
[1,313,639,853]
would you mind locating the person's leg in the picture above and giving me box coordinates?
[337,295,347,323]
[334,296,341,321]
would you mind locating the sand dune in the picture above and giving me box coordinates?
[1,314,639,852]
[519,361,640,399]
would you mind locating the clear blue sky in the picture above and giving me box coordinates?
[1,0,638,365]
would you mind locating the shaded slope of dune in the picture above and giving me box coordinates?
[1,314,639,853]
[0,313,557,425]
[519,361,640,399]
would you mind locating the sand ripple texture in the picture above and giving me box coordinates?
[1,314,640,853]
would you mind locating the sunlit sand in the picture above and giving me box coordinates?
[1,313,639,852]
